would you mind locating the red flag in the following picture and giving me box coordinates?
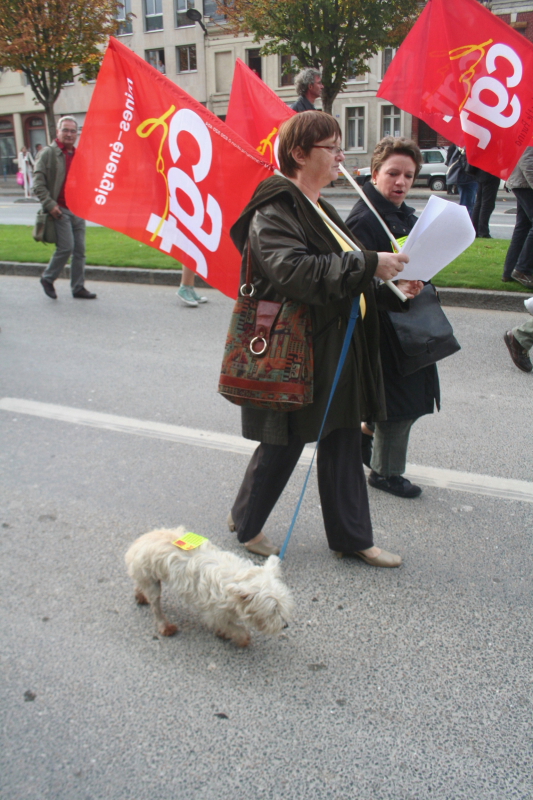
[226,58,295,166]
[377,0,533,179]
[66,38,272,298]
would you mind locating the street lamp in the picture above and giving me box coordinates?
[186,8,208,34]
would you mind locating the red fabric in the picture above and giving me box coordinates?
[55,139,75,209]
[65,38,273,298]
[377,0,533,179]
[226,58,295,167]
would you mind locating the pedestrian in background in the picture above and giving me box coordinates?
[501,146,533,290]
[33,116,96,300]
[471,167,500,238]
[446,144,478,219]
[291,68,324,113]
[503,298,533,373]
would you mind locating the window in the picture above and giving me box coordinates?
[116,0,133,34]
[203,0,225,22]
[177,45,197,73]
[381,48,395,80]
[146,49,166,73]
[60,68,75,85]
[279,55,297,87]
[425,150,444,163]
[346,107,365,150]
[381,105,401,138]
[346,60,367,83]
[144,0,163,31]
[176,0,194,27]
[246,49,262,79]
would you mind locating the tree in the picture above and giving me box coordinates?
[217,0,420,114]
[0,0,121,139]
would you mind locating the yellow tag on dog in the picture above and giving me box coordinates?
[173,532,208,551]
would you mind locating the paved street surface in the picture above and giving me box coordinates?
[0,188,518,238]
[1,277,532,800]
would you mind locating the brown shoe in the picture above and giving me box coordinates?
[354,549,402,568]
[73,287,97,299]
[244,536,281,557]
[503,330,532,372]
[40,277,57,299]
[511,270,533,290]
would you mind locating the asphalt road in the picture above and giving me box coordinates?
[0,190,518,238]
[1,276,532,800]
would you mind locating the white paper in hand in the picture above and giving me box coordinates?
[398,196,475,281]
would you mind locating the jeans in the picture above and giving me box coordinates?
[458,182,478,218]
[471,174,500,236]
[370,418,416,477]
[503,188,533,279]
[42,208,86,293]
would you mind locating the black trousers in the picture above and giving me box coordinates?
[231,427,373,553]
[471,174,500,237]
[503,188,533,279]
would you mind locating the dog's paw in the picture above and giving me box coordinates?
[231,633,251,648]
[159,623,178,637]
[134,589,149,605]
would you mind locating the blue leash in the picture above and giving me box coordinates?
[279,296,361,560]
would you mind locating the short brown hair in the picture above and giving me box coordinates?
[278,111,342,177]
[371,137,422,178]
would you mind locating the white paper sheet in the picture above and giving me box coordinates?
[398,195,475,282]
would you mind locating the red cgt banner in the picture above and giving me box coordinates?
[226,58,295,166]
[377,0,533,179]
[66,38,273,298]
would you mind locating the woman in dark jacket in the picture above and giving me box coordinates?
[346,137,440,499]
[227,111,411,567]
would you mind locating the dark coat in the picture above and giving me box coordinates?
[290,95,315,112]
[345,181,440,421]
[229,176,403,445]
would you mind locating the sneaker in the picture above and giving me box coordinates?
[191,288,208,304]
[525,297,533,316]
[368,470,422,498]
[177,285,198,307]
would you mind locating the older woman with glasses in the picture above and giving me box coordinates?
[226,110,409,567]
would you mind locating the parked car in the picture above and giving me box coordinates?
[354,147,449,192]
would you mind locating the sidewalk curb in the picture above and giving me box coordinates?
[0,261,529,311]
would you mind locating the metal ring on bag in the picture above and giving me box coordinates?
[250,336,268,355]
[240,283,256,297]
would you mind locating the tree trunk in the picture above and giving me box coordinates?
[321,89,335,116]
[45,103,57,142]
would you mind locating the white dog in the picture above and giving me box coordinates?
[125,527,293,647]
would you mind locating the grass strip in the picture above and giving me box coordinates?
[0,225,181,270]
[0,226,531,293]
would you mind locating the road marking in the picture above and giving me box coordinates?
[2,397,532,504]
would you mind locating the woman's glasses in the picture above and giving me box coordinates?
[312,145,344,156]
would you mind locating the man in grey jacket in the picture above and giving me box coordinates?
[502,146,533,290]
[291,68,323,113]
[33,116,96,300]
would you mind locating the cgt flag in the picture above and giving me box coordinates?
[226,58,295,166]
[66,38,273,298]
[377,0,533,179]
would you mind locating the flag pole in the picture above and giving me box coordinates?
[339,164,402,253]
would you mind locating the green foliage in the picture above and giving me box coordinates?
[217,0,419,112]
[0,0,120,137]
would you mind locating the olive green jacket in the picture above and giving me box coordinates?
[33,142,67,213]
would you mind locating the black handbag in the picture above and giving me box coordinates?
[383,283,460,376]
